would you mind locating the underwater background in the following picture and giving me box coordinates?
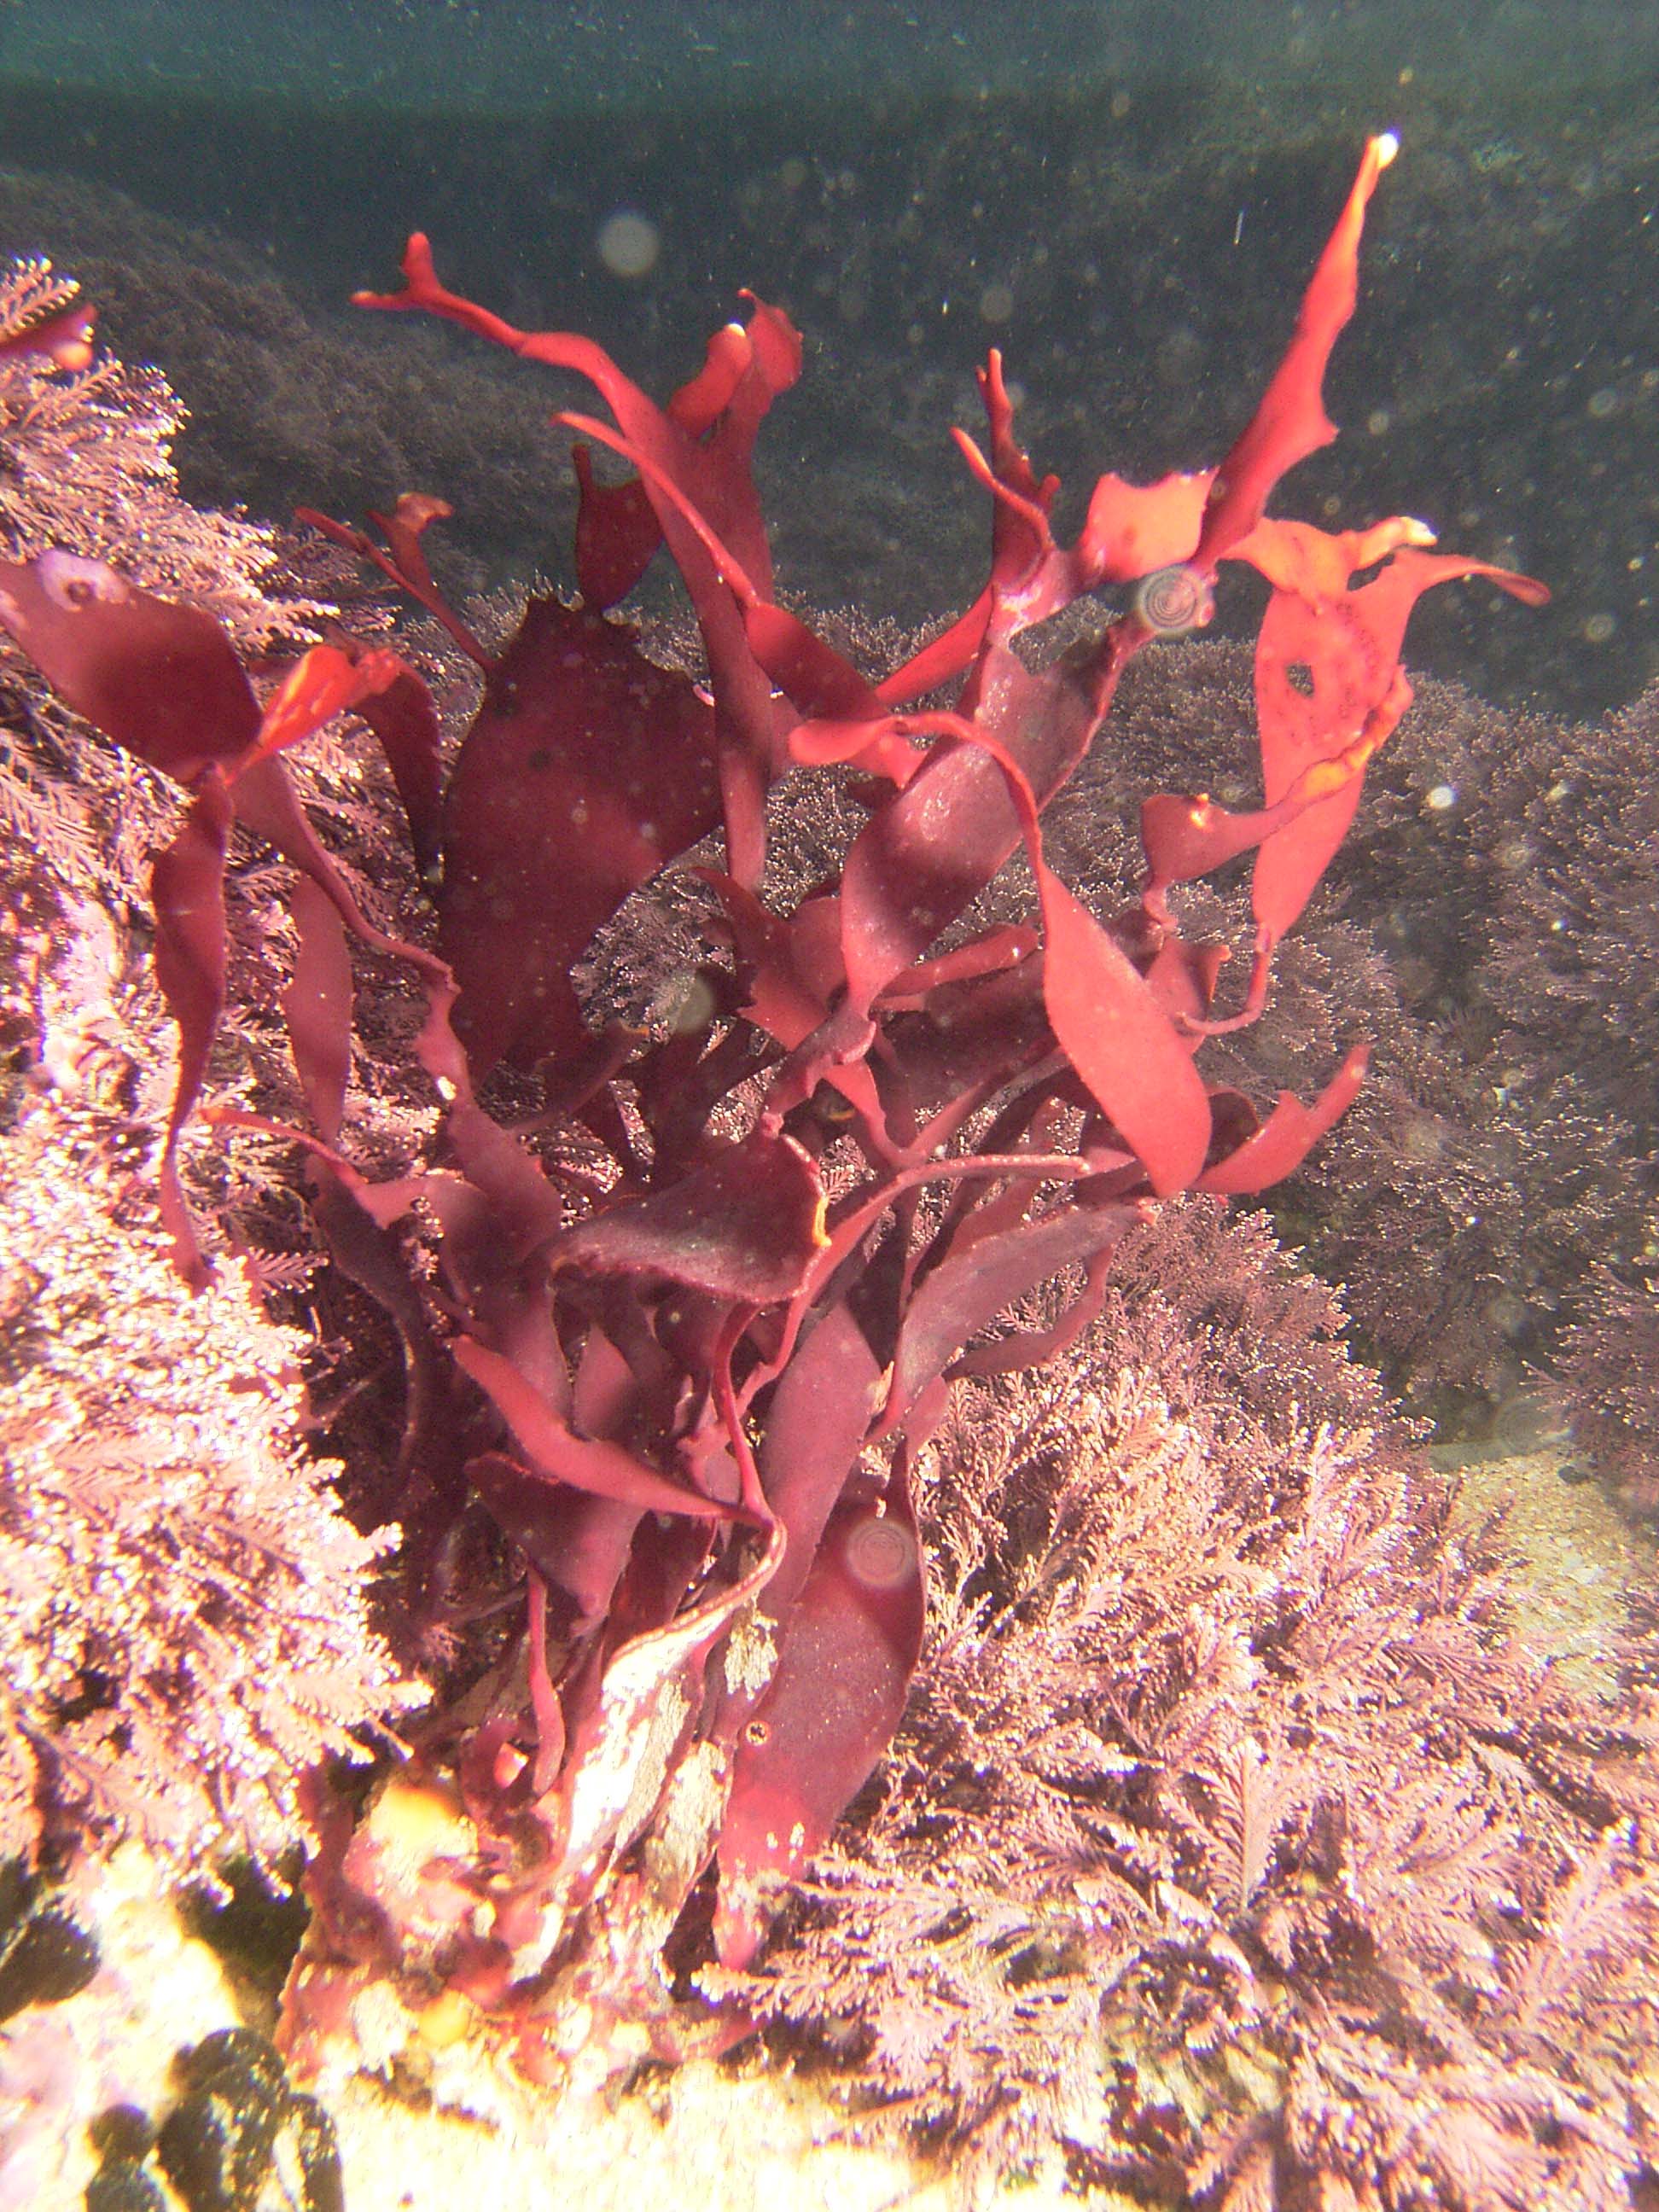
[3,4,1659,2209]
[0,0,1656,716]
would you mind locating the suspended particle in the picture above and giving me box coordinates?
[597,211,661,280]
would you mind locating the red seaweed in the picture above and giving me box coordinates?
[0,135,1549,2090]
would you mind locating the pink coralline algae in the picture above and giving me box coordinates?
[4,133,1624,2201]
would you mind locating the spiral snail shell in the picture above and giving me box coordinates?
[1131,562,1213,637]
[841,1511,917,1592]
